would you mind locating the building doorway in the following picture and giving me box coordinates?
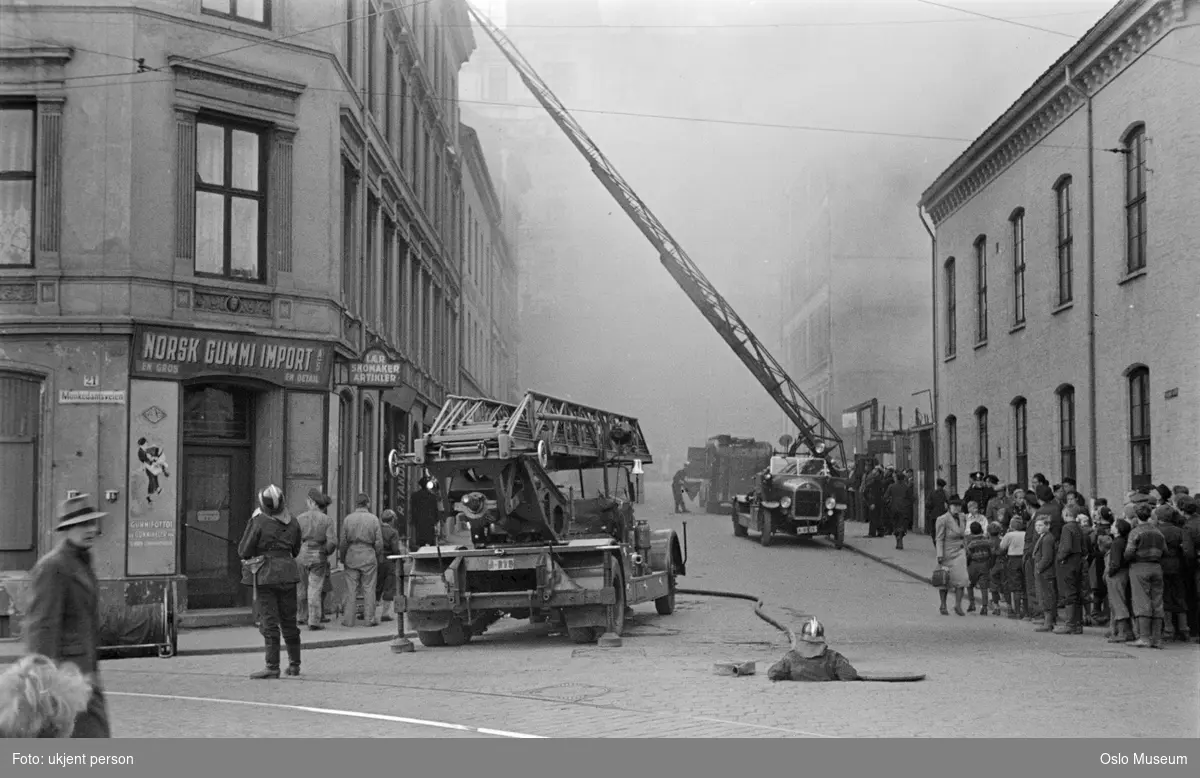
[181,384,255,610]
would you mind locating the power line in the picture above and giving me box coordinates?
[915,0,1200,70]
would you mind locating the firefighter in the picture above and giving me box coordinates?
[672,465,690,514]
[767,617,860,682]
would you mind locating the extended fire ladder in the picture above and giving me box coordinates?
[467,5,846,469]
[411,391,652,470]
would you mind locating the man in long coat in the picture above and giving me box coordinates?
[23,494,112,737]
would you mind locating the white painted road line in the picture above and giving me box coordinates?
[110,692,547,739]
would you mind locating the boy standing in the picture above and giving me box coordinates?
[964,521,994,614]
[1033,518,1058,632]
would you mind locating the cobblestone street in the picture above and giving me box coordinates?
[101,484,1199,738]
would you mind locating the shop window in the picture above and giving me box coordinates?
[183,386,252,441]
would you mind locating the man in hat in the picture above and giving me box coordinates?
[767,617,859,682]
[23,494,111,737]
[864,465,886,538]
[338,493,384,628]
[295,489,336,631]
[410,478,442,551]
[984,479,1010,528]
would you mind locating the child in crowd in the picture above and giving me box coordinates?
[964,521,994,614]
[1033,518,1058,632]
[966,500,987,535]
[987,521,1006,614]
[1000,517,1027,619]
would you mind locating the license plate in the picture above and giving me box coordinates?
[794,525,819,534]
[487,558,516,571]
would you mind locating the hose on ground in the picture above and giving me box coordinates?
[676,588,797,650]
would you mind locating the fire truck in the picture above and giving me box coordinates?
[469,10,850,548]
[388,391,684,647]
[700,435,774,515]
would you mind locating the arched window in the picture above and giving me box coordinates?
[1012,397,1028,489]
[944,258,956,357]
[1057,385,1076,482]
[975,407,989,476]
[974,236,988,343]
[945,415,958,494]
[1010,209,1025,325]
[1054,176,1074,304]
[1128,367,1151,488]
[1123,125,1147,273]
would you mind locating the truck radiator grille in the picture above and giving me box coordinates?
[792,492,823,517]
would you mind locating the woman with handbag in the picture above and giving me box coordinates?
[934,496,971,616]
[238,485,303,679]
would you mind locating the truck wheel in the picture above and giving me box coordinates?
[655,560,677,616]
[607,565,627,636]
[567,627,596,644]
[834,514,846,549]
[758,508,773,547]
[441,617,471,647]
[418,630,446,647]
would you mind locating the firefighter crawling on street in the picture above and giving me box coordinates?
[767,617,860,682]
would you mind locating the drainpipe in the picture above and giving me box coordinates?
[1064,65,1097,498]
[919,206,939,490]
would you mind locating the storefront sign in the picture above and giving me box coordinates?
[127,379,180,576]
[348,346,404,387]
[59,390,126,404]
[130,325,333,391]
[196,510,220,523]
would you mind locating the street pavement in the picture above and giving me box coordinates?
[81,483,1200,737]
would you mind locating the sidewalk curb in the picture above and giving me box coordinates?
[820,538,934,586]
[0,631,410,663]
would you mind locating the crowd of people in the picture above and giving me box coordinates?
[926,472,1199,649]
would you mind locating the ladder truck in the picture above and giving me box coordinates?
[466,6,852,548]
[388,391,685,646]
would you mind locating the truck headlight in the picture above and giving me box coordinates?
[780,496,792,509]
[825,497,837,509]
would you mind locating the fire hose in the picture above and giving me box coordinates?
[675,588,797,650]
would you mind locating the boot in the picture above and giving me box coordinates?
[1129,617,1152,648]
[1035,608,1055,632]
[1162,617,1175,641]
[895,535,903,550]
[1149,618,1163,649]
[1175,613,1191,642]
[1107,619,1129,643]
[251,640,281,679]
[980,600,988,616]
[967,591,976,612]
[285,640,302,676]
[1123,619,1137,642]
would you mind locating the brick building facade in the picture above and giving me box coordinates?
[0,0,476,624]
[918,0,1199,499]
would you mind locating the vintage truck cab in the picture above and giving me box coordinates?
[731,442,850,549]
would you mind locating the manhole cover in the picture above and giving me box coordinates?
[1054,650,1134,659]
[573,647,646,658]
[522,683,612,702]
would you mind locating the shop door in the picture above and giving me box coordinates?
[0,373,41,571]
[183,447,253,609]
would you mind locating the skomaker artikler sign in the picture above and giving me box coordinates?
[348,346,404,387]
[130,325,334,390]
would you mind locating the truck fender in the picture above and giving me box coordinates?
[649,528,685,577]
[406,611,453,632]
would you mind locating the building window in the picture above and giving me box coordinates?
[385,45,395,150]
[0,104,35,267]
[974,236,987,343]
[382,216,395,342]
[1052,176,1073,305]
[945,415,958,495]
[1010,210,1025,325]
[975,407,989,477]
[366,0,378,114]
[341,161,359,314]
[201,0,270,26]
[1124,125,1147,274]
[194,118,266,280]
[1128,367,1150,488]
[1057,385,1076,483]
[944,258,956,357]
[1012,398,1028,489]
[365,194,378,328]
[0,372,41,555]
[345,0,357,81]
[361,398,376,498]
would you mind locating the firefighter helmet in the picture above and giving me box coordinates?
[798,617,825,644]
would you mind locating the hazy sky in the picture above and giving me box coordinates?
[463,0,1113,472]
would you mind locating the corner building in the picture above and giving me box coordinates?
[919,0,1199,500]
[0,0,475,626]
